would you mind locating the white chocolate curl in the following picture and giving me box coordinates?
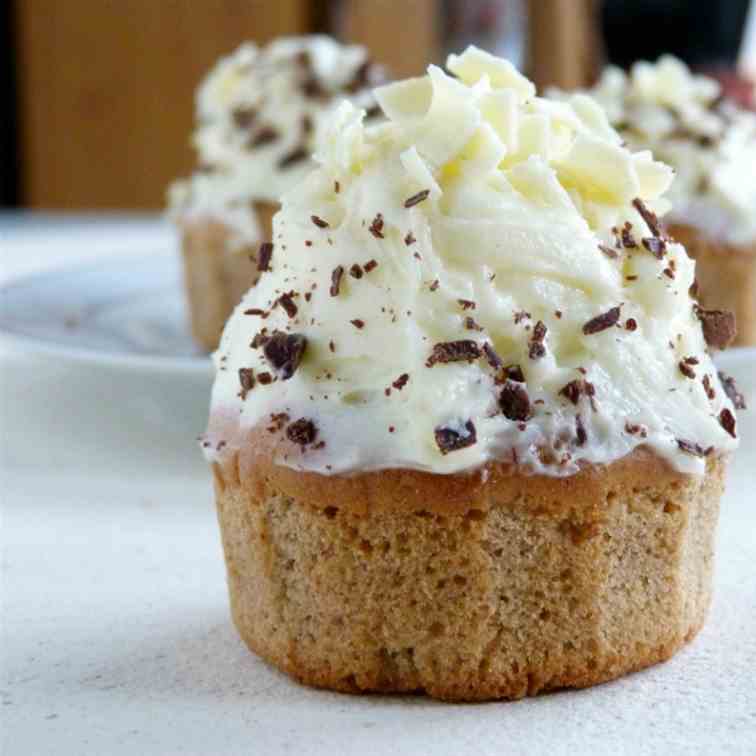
[572,55,756,245]
[207,47,739,477]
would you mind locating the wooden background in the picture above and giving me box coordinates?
[13,0,597,209]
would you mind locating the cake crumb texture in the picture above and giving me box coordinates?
[214,452,725,701]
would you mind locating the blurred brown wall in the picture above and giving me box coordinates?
[14,0,442,211]
[15,1,313,209]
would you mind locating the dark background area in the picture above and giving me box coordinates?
[1,0,751,210]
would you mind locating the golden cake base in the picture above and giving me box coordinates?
[212,445,726,701]
[181,201,277,351]
[670,223,756,347]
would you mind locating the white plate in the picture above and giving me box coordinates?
[0,255,211,375]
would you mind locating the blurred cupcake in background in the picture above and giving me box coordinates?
[582,56,756,347]
[169,36,385,350]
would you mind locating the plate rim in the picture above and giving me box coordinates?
[0,254,214,376]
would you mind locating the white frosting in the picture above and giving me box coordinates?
[169,36,383,247]
[581,56,756,245]
[207,47,740,478]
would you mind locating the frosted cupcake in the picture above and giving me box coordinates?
[585,56,756,346]
[169,36,384,350]
[203,48,741,701]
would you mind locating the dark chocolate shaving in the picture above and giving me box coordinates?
[263,331,307,380]
[404,232,416,246]
[583,306,621,335]
[599,244,618,259]
[434,420,477,455]
[458,299,476,311]
[311,215,329,229]
[621,223,638,249]
[392,373,410,390]
[277,146,309,169]
[330,266,344,297]
[349,264,364,279]
[575,414,587,446]
[350,319,365,329]
[238,368,255,399]
[464,316,483,331]
[369,213,385,239]
[632,198,662,238]
[696,307,736,350]
[718,371,746,409]
[249,126,279,147]
[404,189,431,208]
[504,364,525,383]
[257,242,273,272]
[677,439,713,457]
[625,318,638,331]
[499,380,531,421]
[642,237,667,259]
[364,259,378,273]
[232,107,257,130]
[277,292,298,319]
[426,340,481,367]
[286,418,317,446]
[679,360,696,379]
[482,343,502,370]
[528,320,547,360]
[719,408,737,438]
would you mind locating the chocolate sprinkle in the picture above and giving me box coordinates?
[458,299,476,310]
[392,373,410,390]
[718,371,746,409]
[626,318,638,331]
[250,126,279,147]
[504,364,525,383]
[286,418,317,446]
[257,242,273,272]
[559,380,583,405]
[702,374,716,400]
[642,237,667,259]
[429,279,439,291]
[599,244,619,259]
[583,306,621,335]
[263,331,307,380]
[719,408,737,438]
[632,198,662,238]
[464,316,483,331]
[330,266,344,297]
[257,372,273,385]
[434,420,477,455]
[404,232,416,246]
[679,360,696,379]
[696,307,736,350]
[575,414,587,446]
[364,259,378,273]
[277,146,309,169]
[238,368,255,399]
[404,189,430,208]
[350,319,365,329]
[244,308,266,316]
[677,439,713,457]
[499,380,531,421]
[427,340,481,367]
[311,215,329,229]
[349,264,364,279]
[232,107,256,130]
[528,321,547,360]
[277,292,298,319]
[621,223,638,249]
[369,213,385,239]
[482,343,503,370]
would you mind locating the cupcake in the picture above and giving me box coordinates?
[203,47,741,701]
[169,36,384,350]
[584,56,756,346]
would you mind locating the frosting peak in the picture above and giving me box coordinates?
[207,47,739,477]
[579,56,756,244]
[169,36,384,242]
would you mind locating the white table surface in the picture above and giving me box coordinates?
[2,214,755,756]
